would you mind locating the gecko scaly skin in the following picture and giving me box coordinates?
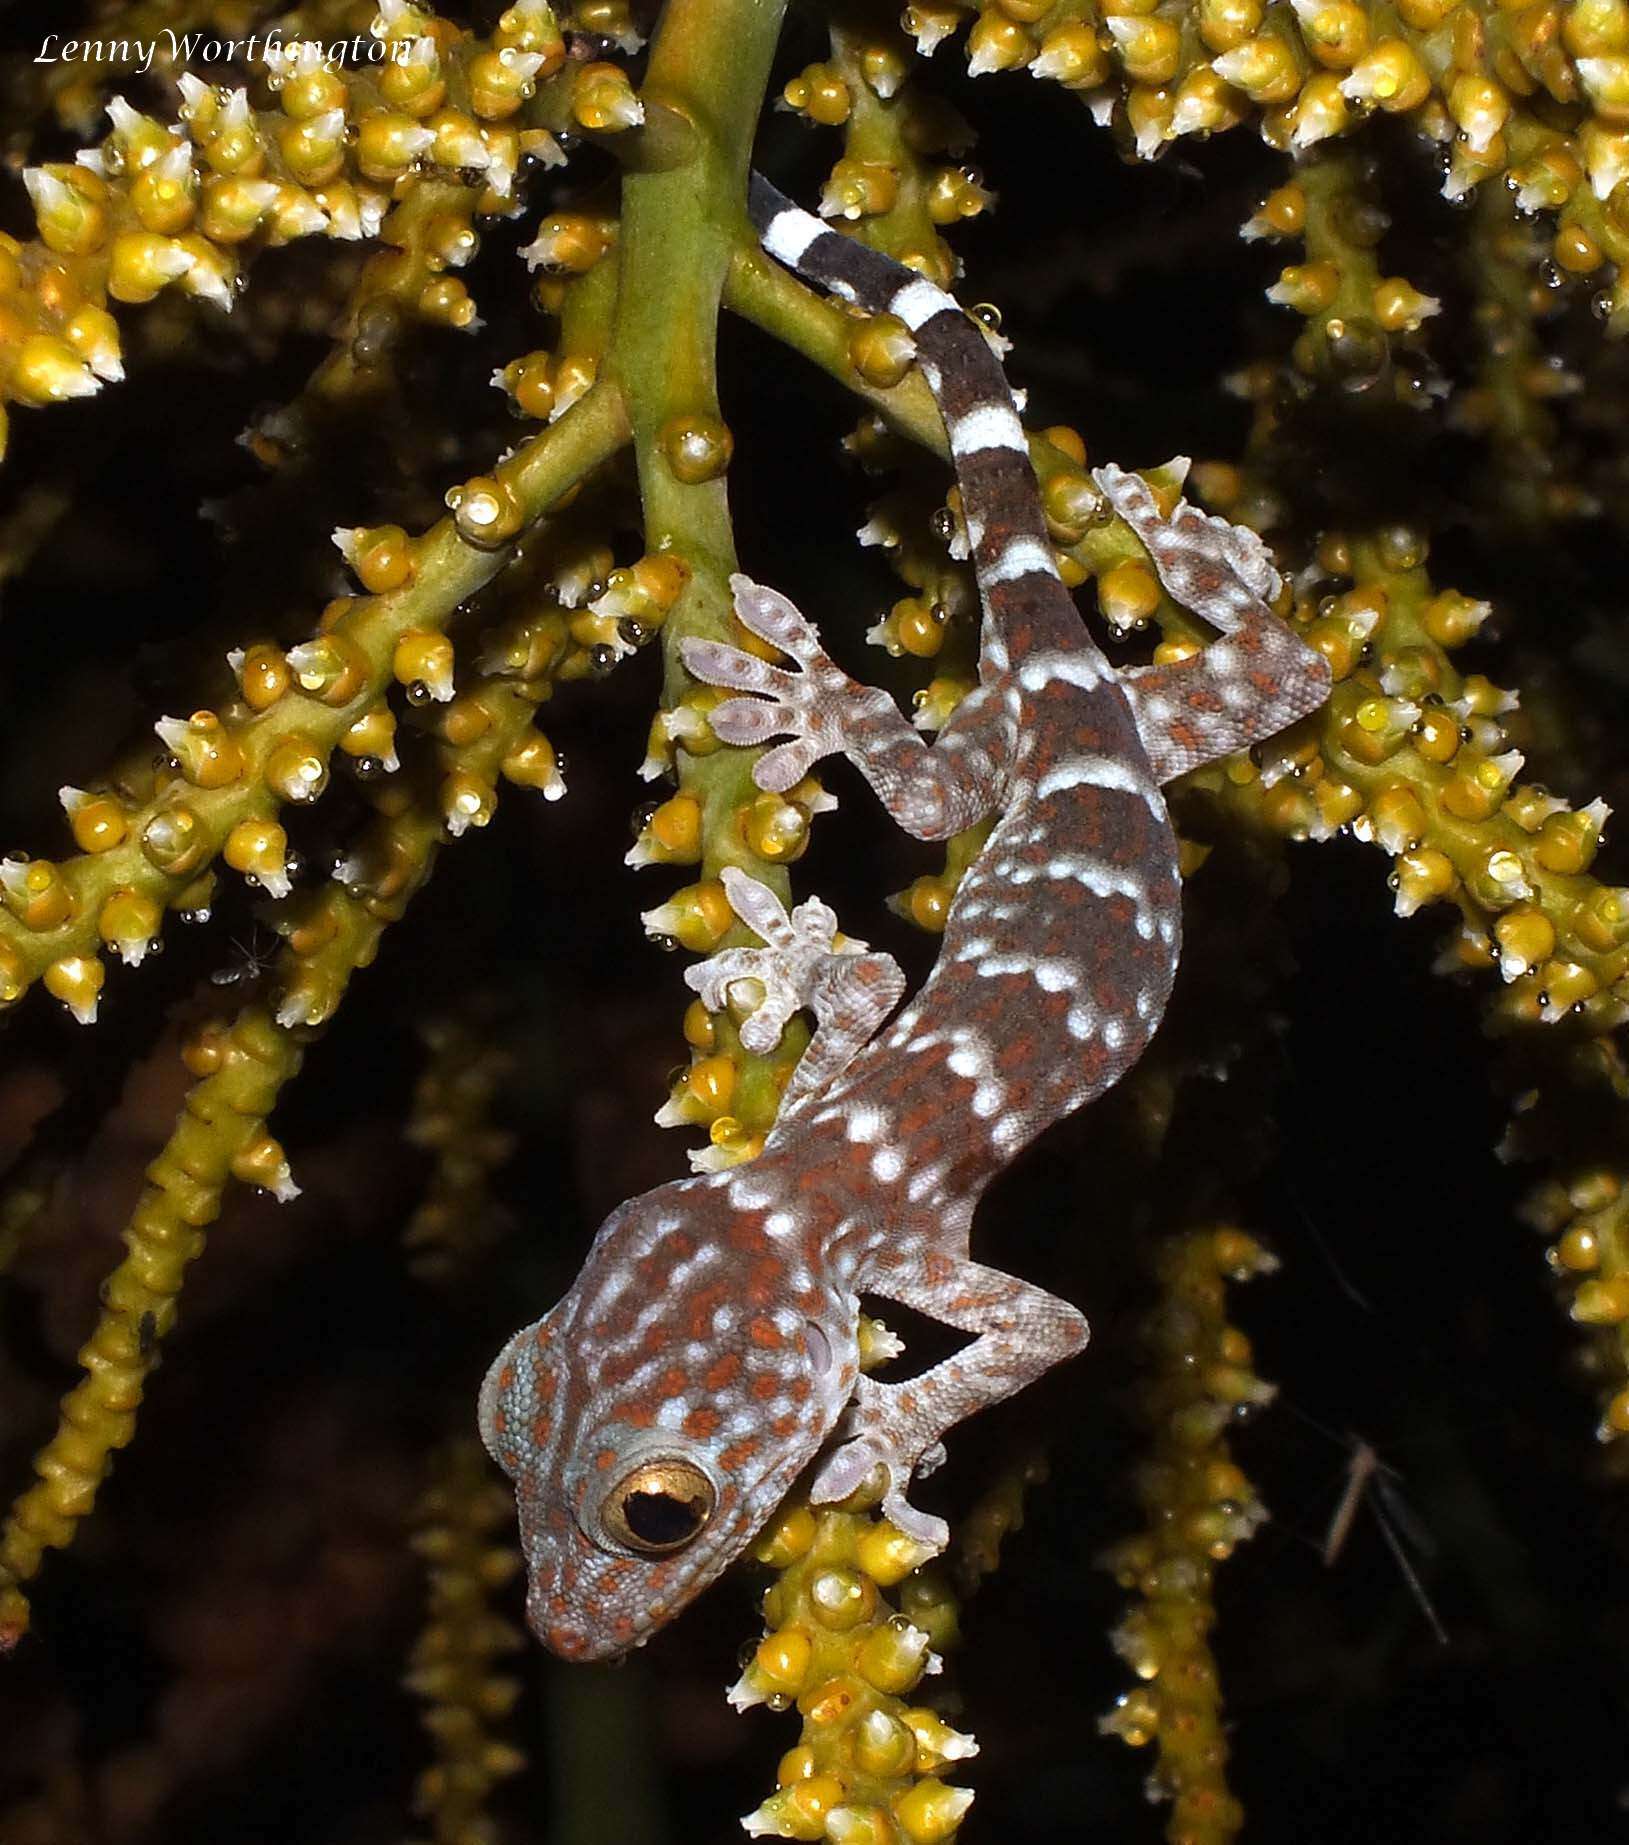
[479,176,1332,1660]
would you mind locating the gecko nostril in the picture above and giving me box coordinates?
[804,1321,833,1375]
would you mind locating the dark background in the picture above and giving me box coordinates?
[1,1,1628,1840]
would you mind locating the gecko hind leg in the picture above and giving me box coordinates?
[680,574,1013,842]
[1092,462,1333,783]
[685,867,905,1118]
[810,1255,1090,1548]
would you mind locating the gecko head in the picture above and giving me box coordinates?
[479,1247,857,1662]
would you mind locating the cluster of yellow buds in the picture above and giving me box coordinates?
[1099,1228,1277,1845]
[0,0,624,452]
[1244,150,1442,399]
[853,0,1629,330]
[1167,513,1629,1039]
[403,1019,518,1282]
[404,1441,526,1845]
[0,1006,302,1644]
[1523,1167,1629,1442]
[734,1318,973,1845]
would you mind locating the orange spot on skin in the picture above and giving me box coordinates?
[498,1364,515,1390]
[684,1406,721,1438]
[899,1101,936,1139]
[658,1365,688,1398]
[771,1412,800,1438]
[594,1448,616,1471]
[530,1413,552,1443]
[492,1410,508,1434]
[749,1316,783,1349]
[745,1256,780,1306]
[705,1353,743,1390]
[751,1373,779,1399]
[728,1215,770,1254]
[686,1281,730,1339]
[719,1437,760,1471]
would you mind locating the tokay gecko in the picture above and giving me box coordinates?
[480,175,1332,1660]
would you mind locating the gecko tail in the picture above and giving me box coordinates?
[746,170,1099,664]
[748,170,918,321]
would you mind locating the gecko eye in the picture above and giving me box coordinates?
[601,1458,717,1555]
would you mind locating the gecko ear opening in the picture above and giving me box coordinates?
[804,1321,834,1376]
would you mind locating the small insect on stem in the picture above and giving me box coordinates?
[211,930,279,988]
[1323,1435,1448,1648]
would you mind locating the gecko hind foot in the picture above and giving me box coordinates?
[686,868,906,1098]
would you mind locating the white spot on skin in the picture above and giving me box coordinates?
[972,1082,1004,1117]
[950,401,1027,456]
[976,953,1035,978]
[1037,756,1166,819]
[1035,959,1077,992]
[1067,1005,1096,1039]
[846,1105,886,1144]
[892,277,955,330]
[984,538,1056,584]
[763,208,825,266]
[1103,1017,1127,1052]
[1010,856,1148,913]
[995,1112,1028,1150]
[872,1146,905,1182]
[1019,652,1103,693]
[907,1164,946,1202]
[766,1210,797,1236]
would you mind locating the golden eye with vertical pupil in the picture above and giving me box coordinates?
[602,1459,717,1554]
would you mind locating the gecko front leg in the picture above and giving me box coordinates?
[685,867,905,1118]
[681,574,1014,841]
[810,1250,1090,1548]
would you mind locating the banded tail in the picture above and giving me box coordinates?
[747,173,1104,668]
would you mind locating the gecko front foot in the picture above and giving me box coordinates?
[680,575,896,794]
[688,868,906,1112]
[810,1379,951,1551]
